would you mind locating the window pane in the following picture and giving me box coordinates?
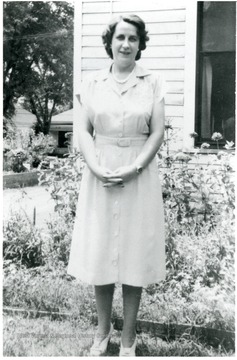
[196,2,236,144]
[202,2,236,52]
[200,53,235,141]
[58,131,67,148]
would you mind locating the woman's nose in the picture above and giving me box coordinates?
[122,38,129,48]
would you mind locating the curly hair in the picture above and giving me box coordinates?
[102,14,149,61]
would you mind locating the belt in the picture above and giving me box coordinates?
[95,134,148,147]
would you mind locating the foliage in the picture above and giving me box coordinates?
[45,211,74,266]
[3,210,45,268]
[2,127,235,345]
[3,128,56,172]
[3,1,73,133]
[158,125,235,233]
[38,151,84,219]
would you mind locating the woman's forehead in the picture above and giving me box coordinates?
[114,20,138,35]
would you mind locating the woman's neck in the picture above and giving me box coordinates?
[113,63,136,77]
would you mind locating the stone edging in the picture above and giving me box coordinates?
[3,170,50,189]
[3,307,235,349]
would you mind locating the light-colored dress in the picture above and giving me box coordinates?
[67,64,166,287]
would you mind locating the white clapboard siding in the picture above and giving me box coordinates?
[165,94,184,106]
[83,10,186,24]
[82,34,185,47]
[164,105,184,117]
[166,81,184,94]
[83,1,186,13]
[83,22,185,35]
[82,46,185,58]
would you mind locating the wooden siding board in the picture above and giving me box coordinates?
[82,1,111,14]
[82,22,186,35]
[165,94,184,106]
[83,1,186,13]
[165,105,184,117]
[83,10,186,24]
[166,81,184,94]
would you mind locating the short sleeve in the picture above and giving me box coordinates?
[75,74,93,108]
[153,73,167,103]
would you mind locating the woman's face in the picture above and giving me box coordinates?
[111,20,140,67]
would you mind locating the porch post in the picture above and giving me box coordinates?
[183,0,198,149]
[73,0,82,150]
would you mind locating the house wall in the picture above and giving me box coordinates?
[73,0,198,150]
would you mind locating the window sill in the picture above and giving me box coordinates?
[183,148,235,155]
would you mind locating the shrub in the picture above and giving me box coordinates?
[3,210,45,268]
[3,128,56,172]
[39,151,84,219]
[45,211,74,265]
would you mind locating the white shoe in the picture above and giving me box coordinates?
[119,336,137,356]
[90,323,113,356]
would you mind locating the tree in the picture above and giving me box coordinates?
[3,1,74,134]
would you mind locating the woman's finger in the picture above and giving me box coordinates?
[103,177,123,183]
[103,182,124,188]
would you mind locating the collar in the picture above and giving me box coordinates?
[94,63,151,82]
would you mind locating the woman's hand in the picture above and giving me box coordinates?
[107,165,137,183]
[91,165,124,186]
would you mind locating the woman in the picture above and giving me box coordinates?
[67,14,166,356]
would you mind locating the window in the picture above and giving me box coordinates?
[195,2,236,146]
[58,131,68,148]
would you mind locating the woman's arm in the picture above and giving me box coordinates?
[78,105,123,184]
[134,98,165,169]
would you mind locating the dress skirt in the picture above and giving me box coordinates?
[67,134,166,287]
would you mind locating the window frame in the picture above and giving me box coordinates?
[194,1,236,148]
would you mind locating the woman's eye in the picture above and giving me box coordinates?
[130,37,138,42]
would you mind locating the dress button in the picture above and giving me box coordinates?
[113,214,118,219]
[114,231,119,237]
[112,260,118,266]
[115,201,118,206]
[119,133,123,137]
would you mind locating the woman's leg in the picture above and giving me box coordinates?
[94,284,115,340]
[122,285,142,347]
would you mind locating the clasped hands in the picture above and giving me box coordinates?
[92,164,137,188]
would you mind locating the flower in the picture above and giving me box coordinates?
[211,132,223,141]
[174,152,192,163]
[189,132,198,138]
[201,143,210,149]
[224,141,235,150]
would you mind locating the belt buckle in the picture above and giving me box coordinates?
[117,138,130,147]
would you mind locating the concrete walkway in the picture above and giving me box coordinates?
[3,186,55,229]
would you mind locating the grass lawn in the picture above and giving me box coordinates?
[3,314,234,357]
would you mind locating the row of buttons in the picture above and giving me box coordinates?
[113,199,120,267]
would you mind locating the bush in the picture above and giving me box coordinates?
[3,128,56,172]
[39,151,84,219]
[3,210,45,268]
[45,211,74,265]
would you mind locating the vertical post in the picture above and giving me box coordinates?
[183,0,198,150]
[73,0,83,151]
[33,206,36,226]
